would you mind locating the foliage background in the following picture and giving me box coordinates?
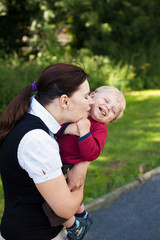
[0,0,160,91]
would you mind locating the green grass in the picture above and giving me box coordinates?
[84,90,160,202]
[0,90,160,220]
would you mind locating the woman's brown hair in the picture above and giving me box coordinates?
[0,63,89,144]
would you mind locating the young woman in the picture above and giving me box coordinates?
[0,63,93,240]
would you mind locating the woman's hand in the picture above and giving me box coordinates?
[66,161,90,191]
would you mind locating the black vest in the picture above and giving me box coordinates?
[0,114,62,240]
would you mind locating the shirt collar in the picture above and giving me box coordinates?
[28,95,61,134]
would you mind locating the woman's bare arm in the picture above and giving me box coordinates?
[36,174,83,219]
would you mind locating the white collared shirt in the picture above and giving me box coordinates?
[17,96,62,184]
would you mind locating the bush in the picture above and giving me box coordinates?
[0,57,44,113]
[0,43,160,116]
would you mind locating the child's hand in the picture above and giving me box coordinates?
[63,123,80,136]
[77,118,91,137]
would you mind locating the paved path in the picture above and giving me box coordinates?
[84,173,160,240]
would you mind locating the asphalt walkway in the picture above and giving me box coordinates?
[84,172,160,240]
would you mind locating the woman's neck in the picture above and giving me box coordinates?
[45,100,66,125]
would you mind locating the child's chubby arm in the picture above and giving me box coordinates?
[63,118,91,191]
[56,123,80,137]
[63,123,80,136]
[77,118,91,137]
[62,118,91,137]
[78,121,108,161]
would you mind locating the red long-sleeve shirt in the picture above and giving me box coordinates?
[57,116,108,164]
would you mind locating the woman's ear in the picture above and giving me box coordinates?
[90,91,95,98]
[59,95,69,109]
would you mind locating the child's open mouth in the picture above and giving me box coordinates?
[99,107,106,116]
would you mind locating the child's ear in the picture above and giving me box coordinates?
[109,119,115,124]
[90,91,95,98]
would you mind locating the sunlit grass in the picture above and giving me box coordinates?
[84,89,160,203]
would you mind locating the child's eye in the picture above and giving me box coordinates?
[112,108,116,114]
[104,98,109,103]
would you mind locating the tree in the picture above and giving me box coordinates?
[0,0,42,56]
[61,0,160,59]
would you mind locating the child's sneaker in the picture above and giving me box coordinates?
[66,218,89,240]
[76,211,93,229]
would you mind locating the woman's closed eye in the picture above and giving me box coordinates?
[85,93,90,99]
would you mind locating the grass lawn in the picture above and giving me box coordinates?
[84,89,160,202]
[0,89,160,220]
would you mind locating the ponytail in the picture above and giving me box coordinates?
[0,85,32,145]
[0,63,89,145]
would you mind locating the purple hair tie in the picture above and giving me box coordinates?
[32,81,37,92]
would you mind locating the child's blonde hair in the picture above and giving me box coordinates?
[95,86,126,123]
